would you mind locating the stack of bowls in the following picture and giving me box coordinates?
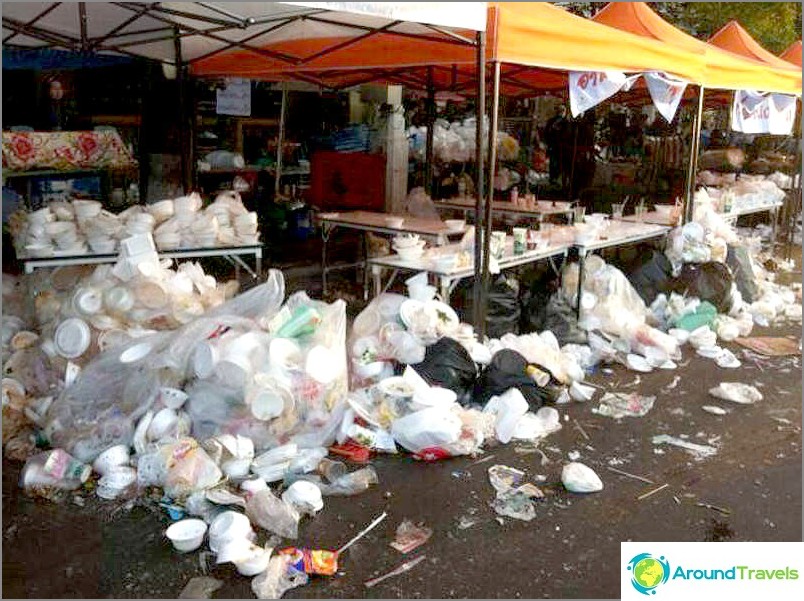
[234,212,258,245]
[73,199,102,221]
[392,235,426,260]
[147,199,175,224]
[191,214,219,247]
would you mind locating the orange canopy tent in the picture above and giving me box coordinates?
[190,2,707,94]
[708,21,802,73]
[592,2,800,95]
[780,41,802,67]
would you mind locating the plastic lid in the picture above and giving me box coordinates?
[54,318,91,359]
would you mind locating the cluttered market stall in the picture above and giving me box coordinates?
[2,2,802,598]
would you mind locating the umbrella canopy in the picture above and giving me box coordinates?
[592,2,801,95]
[2,2,486,70]
[780,40,802,67]
[708,20,801,71]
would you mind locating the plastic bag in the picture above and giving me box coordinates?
[670,262,734,314]
[391,407,462,454]
[727,245,758,304]
[410,337,477,403]
[246,488,301,539]
[403,187,440,220]
[628,250,674,305]
[473,349,557,410]
[252,555,308,599]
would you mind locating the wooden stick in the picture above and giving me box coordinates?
[573,419,590,441]
[338,512,388,555]
[637,483,669,500]
[607,466,655,485]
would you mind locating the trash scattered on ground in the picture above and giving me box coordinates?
[702,406,728,416]
[487,464,542,521]
[488,465,524,493]
[561,462,603,493]
[592,393,656,418]
[364,555,427,588]
[178,576,223,599]
[696,501,731,516]
[605,466,654,484]
[708,382,763,404]
[651,435,718,459]
[390,520,433,553]
[735,337,801,357]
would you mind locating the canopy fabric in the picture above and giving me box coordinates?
[592,2,801,95]
[2,2,485,67]
[190,2,706,93]
[708,21,801,71]
[780,40,802,67]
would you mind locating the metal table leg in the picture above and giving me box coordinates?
[362,233,370,301]
[438,275,451,303]
[321,224,332,296]
[256,247,262,277]
[576,250,588,322]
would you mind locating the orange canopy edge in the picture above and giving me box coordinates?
[708,20,801,71]
[592,2,800,95]
[780,40,802,67]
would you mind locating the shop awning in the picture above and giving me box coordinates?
[591,2,801,95]
[708,21,801,71]
[2,2,485,70]
[189,2,706,95]
[780,40,802,67]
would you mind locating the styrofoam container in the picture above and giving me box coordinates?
[28,208,54,225]
[88,237,117,254]
[159,387,189,410]
[120,234,156,257]
[165,519,207,553]
[119,341,153,364]
[147,408,178,440]
[104,286,135,314]
[148,200,175,222]
[209,511,253,553]
[54,317,91,359]
[73,200,102,219]
[96,466,137,499]
[24,243,54,258]
[73,287,103,315]
[384,216,405,228]
[93,445,131,476]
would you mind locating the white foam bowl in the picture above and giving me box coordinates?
[165,519,207,553]
[395,247,425,261]
[445,219,465,231]
[88,238,117,254]
[93,444,131,476]
[209,511,253,553]
[384,216,405,228]
[432,255,457,271]
[653,205,675,218]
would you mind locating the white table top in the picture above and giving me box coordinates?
[369,238,570,279]
[573,221,670,253]
[720,202,783,218]
[617,211,680,227]
[436,197,574,216]
[316,210,465,240]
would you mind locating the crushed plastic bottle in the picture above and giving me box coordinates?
[245,488,300,539]
[20,449,91,491]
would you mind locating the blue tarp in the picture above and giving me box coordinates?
[2,47,134,70]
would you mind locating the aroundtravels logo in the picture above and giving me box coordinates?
[627,553,671,595]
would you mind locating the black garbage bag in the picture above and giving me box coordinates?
[473,349,560,410]
[627,250,674,305]
[411,337,477,403]
[519,266,561,334]
[669,262,734,313]
[541,293,587,346]
[485,275,521,338]
[727,244,758,303]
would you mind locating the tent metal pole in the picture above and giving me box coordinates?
[684,85,705,224]
[275,83,287,197]
[424,66,435,195]
[472,31,486,333]
[174,26,190,194]
[481,60,501,337]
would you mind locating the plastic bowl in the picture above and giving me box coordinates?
[93,444,131,476]
[209,511,253,553]
[165,519,207,553]
[444,219,466,231]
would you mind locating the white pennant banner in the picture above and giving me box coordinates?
[768,94,797,135]
[731,90,770,134]
[644,72,688,123]
[569,71,628,117]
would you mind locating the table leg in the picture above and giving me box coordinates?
[439,276,451,304]
[771,207,779,253]
[362,233,370,301]
[256,248,263,277]
[372,265,382,298]
[321,224,331,296]
[576,250,587,322]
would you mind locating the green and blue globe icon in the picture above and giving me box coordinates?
[627,553,670,595]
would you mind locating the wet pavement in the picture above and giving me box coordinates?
[2,241,802,599]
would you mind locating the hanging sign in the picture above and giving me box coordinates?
[216,78,252,117]
[568,71,628,117]
[644,72,687,123]
[768,94,796,135]
[731,90,770,134]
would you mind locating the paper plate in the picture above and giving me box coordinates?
[54,318,91,359]
[428,300,460,331]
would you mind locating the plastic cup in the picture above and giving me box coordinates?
[165,519,207,553]
[512,227,527,254]
[611,203,624,220]
[573,205,586,224]
[317,458,348,482]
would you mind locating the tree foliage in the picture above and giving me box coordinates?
[556,2,801,54]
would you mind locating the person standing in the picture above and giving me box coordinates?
[544,104,568,188]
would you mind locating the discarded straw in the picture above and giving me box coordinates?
[637,483,669,500]
[337,511,388,555]
[364,555,427,588]
[606,466,655,485]
[573,420,590,442]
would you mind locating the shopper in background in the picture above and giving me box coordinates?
[544,104,569,189]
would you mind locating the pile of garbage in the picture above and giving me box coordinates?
[407,117,520,164]
[693,174,786,215]
[9,190,259,256]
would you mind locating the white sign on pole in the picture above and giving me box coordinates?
[216,78,252,117]
[644,72,687,123]
[568,71,628,117]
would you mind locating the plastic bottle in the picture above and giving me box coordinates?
[20,449,91,491]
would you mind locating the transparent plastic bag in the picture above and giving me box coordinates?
[205,270,285,322]
[246,488,300,538]
[251,555,308,599]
